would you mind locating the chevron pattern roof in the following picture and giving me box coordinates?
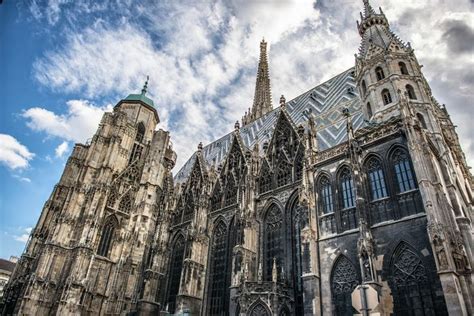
[174,68,366,183]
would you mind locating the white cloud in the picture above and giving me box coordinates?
[12,174,32,183]
[55,141,69,158]
[26,0,474,170]
[22,100,112,143]
[14,227,33,243]
[0,134,35,170]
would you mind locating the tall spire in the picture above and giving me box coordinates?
[242,39,273,126]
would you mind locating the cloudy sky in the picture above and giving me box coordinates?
[0,0,472,258]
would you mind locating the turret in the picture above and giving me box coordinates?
[355,0,429,122]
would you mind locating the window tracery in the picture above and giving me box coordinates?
[249,302,271,316]
[208,221,228,315]
[224,175,237,206]
[366,158,388,200]
[259,161,272,194]
[375,66,385,81]
[98,218,118,257]
[319,176,334,214]
[118,192,133,213]
[276,159,292,188]
[166,235,185,314]
[210,182,222,211]
[392,149,416,193]
[294,147,304,181]
[382,89,392,105]
[264,205,284,281]
[339,168,356,209]
[331,256,359,316]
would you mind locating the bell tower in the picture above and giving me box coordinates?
[355,0,430,122]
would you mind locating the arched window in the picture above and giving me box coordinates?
[366,158,388,200]
[340,168,355,209]
[118,192,133,213]
[388,242,447,315]
[182,192,194,222]
[136,122,146,142]
[207,221,228,315]
[399,62,409,75]
[382,89,392,105]
[249,302,271,316]
[224,175,237,206]
[375,66,385,81]
[392,149,416,193]
[259,161,272,194]
[294,147,304,181]
[210,181,222,211]
[276,160,292,188]
[361,80,367,96]
[406,84,417,100]
[331,256,359,316]
[166,235,185,314]
[264,205,284,281]
[98,218,117,257]
[291,198,306,315]
[366,102,373,118]
[319,176,334,214]
[416,113,427,129]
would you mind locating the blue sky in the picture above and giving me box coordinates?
[0,0,473,259]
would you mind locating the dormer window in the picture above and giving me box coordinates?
[375,67,385,81]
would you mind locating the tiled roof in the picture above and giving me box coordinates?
[0,258,16,273]
[174,68,366,183]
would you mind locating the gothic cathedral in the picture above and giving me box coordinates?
[2,1,473,315]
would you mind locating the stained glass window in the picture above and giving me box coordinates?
[340,168,356,209]
[208,222,228,315]
[367,158,388,200]
[166,235,185,314]
[392,150,416,192]
[264,205,284,281]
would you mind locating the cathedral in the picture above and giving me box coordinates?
[2,1,473,315]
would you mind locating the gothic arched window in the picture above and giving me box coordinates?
[264,205,284,281]
[417,113,427,129]
[361,80,367,96]
[276,160,292,188]
[291,198,306,315]
[294,147,304,181]
[259,161,272,194]
[118,192,133,213]
[388,243,446,315]
[136,122,146,142]
[319,176,334,214]
[249,302,271,316]
[339,168,355,209]
[375,66,385,81]
[399,62,409,75]
[392,149,416,193]
[366,158,388,200]
[166,235,185,314]
[367,102,373,118]
[207,221,228,315]
[98,218,117,257]
[406,84,417,100]
[210,182,222,211]
[182,192,194,222]
[224,175,238,206]
[382,89,392,105]
[331,256,359,316]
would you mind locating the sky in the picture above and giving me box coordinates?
[0,0,473,259]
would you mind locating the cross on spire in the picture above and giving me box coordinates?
[141,75,149,95]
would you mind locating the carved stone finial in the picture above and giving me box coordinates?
[234,120,240,130]
[280,95,286,107]
[141,75,149,95]
[198,142,203,151]
[272,257,278,282]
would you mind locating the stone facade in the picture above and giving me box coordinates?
[2,1,473,315]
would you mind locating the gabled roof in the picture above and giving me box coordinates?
[174,68,365,183]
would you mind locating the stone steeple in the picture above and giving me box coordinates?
[242,39,273,125]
